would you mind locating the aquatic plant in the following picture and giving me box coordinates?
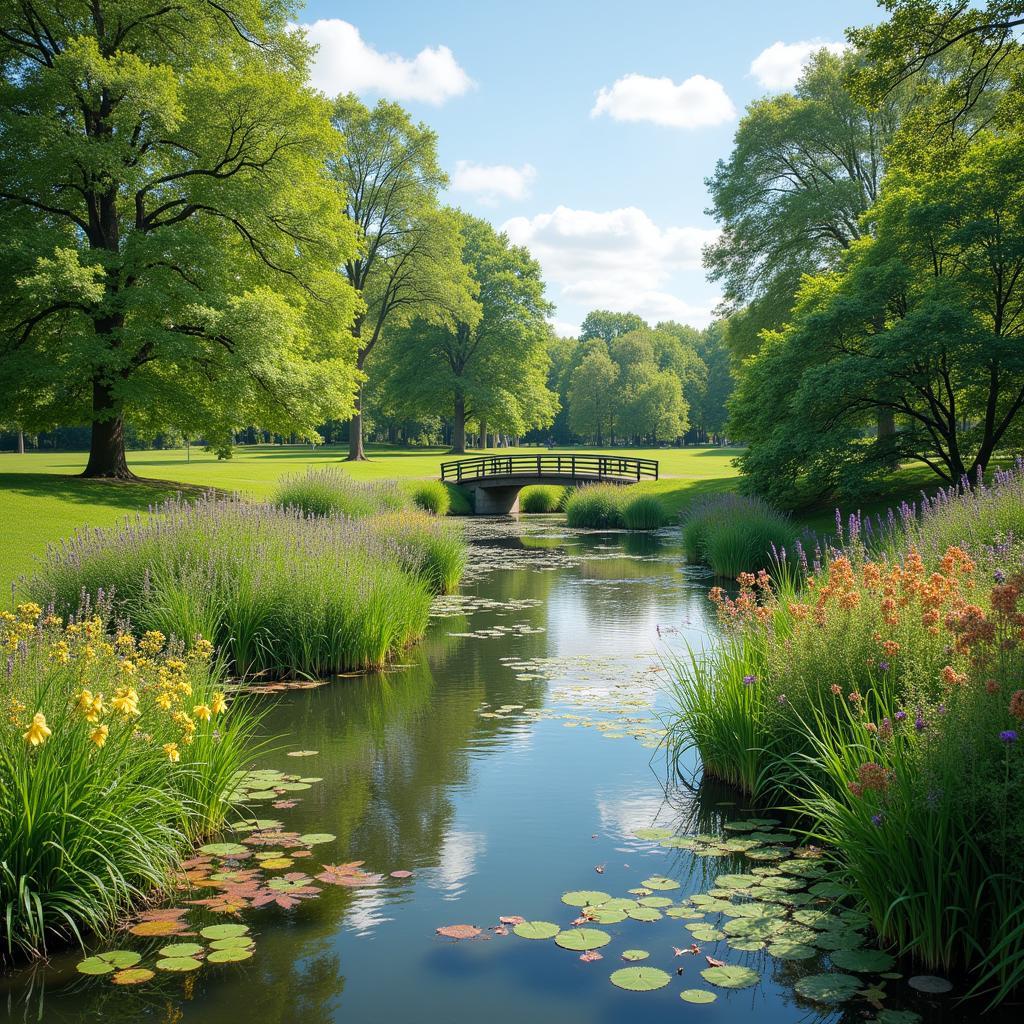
[520,485,568,514]
[25,495,463,678]
[681,494,797,577]
[272,468,409,519]
[621,493,667,531]
[408,480,451,516]
[0,602,259,960]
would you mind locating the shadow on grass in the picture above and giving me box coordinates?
[0,473,203,511]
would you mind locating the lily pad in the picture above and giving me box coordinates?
[155,957,202,973]
[299,833,336,845]
[701,964,760,989]
[665,907,704,920]
[794,972,861,1003]
[588,908,627,924]
[436,925,481,939]
[554,928,611,951]
[809,881,850,899]
[208,947,254,963]
[908,975,953,994]
[633,828,673,841]
[158,943,204,958]
[767,941,816,960]
[627,907,663,922]
[287,750,318,756]
[680,989,717,1003]
[601,898,639,912]
[513,920,560,940]
[199,842,248,857]
[637,896,673,908]
[876,1012,923,1024]
[200,923,250,940]
[814,929,865,951]
[728,938,765,952]
[609,966,671,991]
[210,936,254,950]
[561,890,610,907]
[129,919,185,937]
[77,950,142,975]
[641,876,679,891]
[687,924,725,941]
[620,949,649,961]
[111,967,155,985]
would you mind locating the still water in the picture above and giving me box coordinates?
[0,521,1005,1023]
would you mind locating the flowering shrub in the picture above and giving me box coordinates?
[0,599,258,960]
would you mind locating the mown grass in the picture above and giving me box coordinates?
[0,602,260,961]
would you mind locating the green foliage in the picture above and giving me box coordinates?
[0,1,362,474]
[621,493,668,531]
[565,484,626,528]
[579,310,647,344]
[0,604,259,959]
[681,494,797,576]
[409,480,451,516]
[519,485,567,514]
[567,348,619,443]
[273,469,408,518]
[25,495,464,677]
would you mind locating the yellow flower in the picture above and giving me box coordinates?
[176,680,193,697]
[155,691,174,710]
[190,638,214,661]
[49,640,71,664]
[90,724,109,748]
[42,614,63,628]
[76,689,95,715]
[119,659,136,676]
[163,742,180,763]
[115,633,136,653]
[139,630,166,655]
[23,712,52,747]
[111,687,140,717]
[193,703,212,722]
[210,692,227,715]
[16,602,42,623]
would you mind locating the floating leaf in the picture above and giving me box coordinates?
[77,951,141,975]
[155,957,202,973]
[259,858,294,870]
[129,919,185,937]
[908,975,952,994]
[111,967,155,986]
[876,1012,922,1024]
[637,896,672,908]
[814,929,865,952]
[200,923,249,940]
[701,965,760,989]
[767,941,816,960]
[601,897,639,912]
[561,890,610,908]
[554,928,611,951]
[687,924,725,942]
[390,870,413,878]
[286,750,318,757]
[208,947,254,963]
[666,907,704,920]
[728,938,765,952]
[579,949,603,962]
[210,936,254,950]
[299,833,336,846]
[199,843,249,857]
[680,989,717,1004]
[513,921,560,940]
[633,828,672,841]
[587,908,627,924]
[809,881,849,899]
[641,876,679,891]
[627,907,663,923]
[794,972,861,1003]
[436,924,481,939]
[158,943,204,958]
[609,966,671,991]
[620,950,649,961]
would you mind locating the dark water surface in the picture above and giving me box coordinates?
[1,521,1007,1023]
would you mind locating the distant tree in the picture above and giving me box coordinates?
[0,0,361,478]
[618,364,687,444]
[579,310,648,345]
[567,347,619,443]
[331,96,477,460]
[691,322,734,441]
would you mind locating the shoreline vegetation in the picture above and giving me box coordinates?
[666,461,1024,1006]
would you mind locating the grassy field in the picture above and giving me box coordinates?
[0,444,744,587]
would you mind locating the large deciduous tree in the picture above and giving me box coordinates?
[331,95,475,460]
[579,310,647,345]
[0,0,361,478]
[567,346,619,443]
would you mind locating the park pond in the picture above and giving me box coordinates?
[0,520,1008,1024]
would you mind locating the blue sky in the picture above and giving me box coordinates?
[299,0,882,335]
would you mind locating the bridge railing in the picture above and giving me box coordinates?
[439,453,659,483]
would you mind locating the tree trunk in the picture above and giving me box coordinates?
[479,419,488,452]
[452,393,467,453]
[16,429,24,454]
[877,410,898,470]
[83,380,134,479]
[347,338,368,461]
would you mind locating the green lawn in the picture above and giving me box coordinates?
[0,443,745,587]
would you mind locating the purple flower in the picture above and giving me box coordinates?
[995,569,1006,584]
[1000,730,1018,744]
[871,813,884,827]
[938,704,947,715]
[878,660,890,672]
[777,693,788,705]
[914,712,927,732]
[895,710,907,722]
[743,674,757,686]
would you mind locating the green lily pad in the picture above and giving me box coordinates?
[513,920,560,940]
[876,1012,923,1024]
[200,923,250,940]
[687,924,726,941]
[723,820,757,831]
[627,906,663,922]
[207,947,254,963]
[809,881,849,899]
[199,842,248,857]
[287,750,318,757]
[588,908,627,924]
[554,928,611,951]
[210,936,254,950]
[637,896,673,908]
[633,828,673,841]
[908,975,953,994]
[111,967,156,985]
[641,876,679,891]
[794,910,841,929]
[601,898,639,912]
[714,874,756,889]
[561,890,610,907]
[158,943,204,958]
[77,950,142,975]
[722,916,784,939]
[830,948,895,973]
[794,972,861,1003]
[728,938,765,952]
[701,965,760,989]
[620,949,649,961]
[665,907,704,919]
[609,966,671,991]
[680,989,717,1003]
[155,957,202,973]
[768,941,817,960]
[299,833,336,846]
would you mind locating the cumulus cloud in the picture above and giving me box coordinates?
[451,160,536,205]
[550,319,581,338]
[591,73,736,128]
[302,19,473,104]
[503,205,719,328]
[749,39,849,91]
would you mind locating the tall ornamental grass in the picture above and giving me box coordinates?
[0,601,258,960]
[565,484,666,530]
[520,485,568,514]
[667,542,1024,1003]
[409,480,451,516]
[26,495,464,679]
[273,468,409,518]
[681,493,797,577]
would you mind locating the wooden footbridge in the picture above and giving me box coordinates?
[439,453,659,514]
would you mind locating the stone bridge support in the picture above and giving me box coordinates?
[467,484,521,515]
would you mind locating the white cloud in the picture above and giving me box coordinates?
[591,73,735,129]
[749,40,849,91]
[451,160,536,205]
[503,205,720,329]
[301,19,473,104]
[551,319,580,338]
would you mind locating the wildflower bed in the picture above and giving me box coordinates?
[668,476,1024,1005]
